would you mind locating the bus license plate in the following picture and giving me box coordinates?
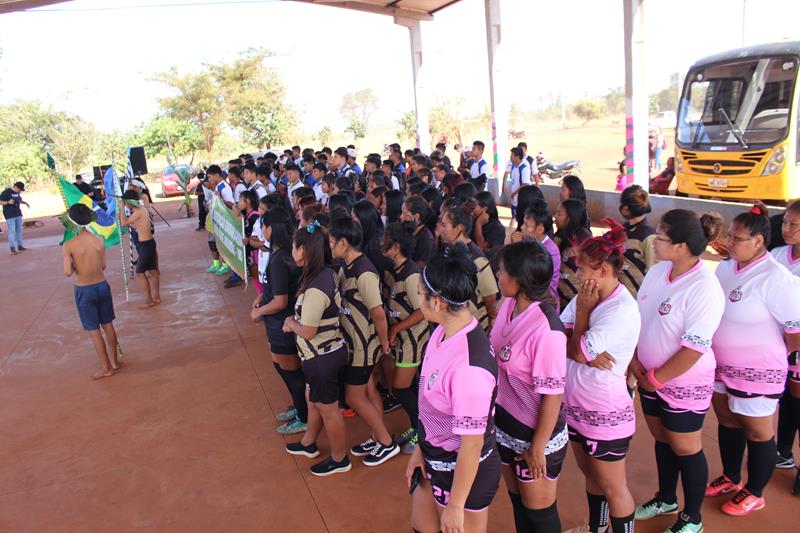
[708,178,728,188]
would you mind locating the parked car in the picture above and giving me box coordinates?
[160,164,199,197]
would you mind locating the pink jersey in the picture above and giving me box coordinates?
[771,245,800,276]
[637,260,724,411]
[490,298,567,449]
[560,284,641,440]
[418,318,498,462]
[541,236,562,308]
[713,253,800,396]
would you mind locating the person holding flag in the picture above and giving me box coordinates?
[120,190,161,308]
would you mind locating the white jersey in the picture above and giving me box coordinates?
[470,158,490,178]
[771,245,800,276]
[636,260,724,411]
[248,181,267,200]
[232,182,247,203]
[216,181,234,205]
[509,162,532,206]
[560,285,640,440]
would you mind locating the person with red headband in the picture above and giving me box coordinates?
[706,204,800,515]
[629,209,725,533]
[560,218,640,533]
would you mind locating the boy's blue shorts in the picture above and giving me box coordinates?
[74,281,115,331]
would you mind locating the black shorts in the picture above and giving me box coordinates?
[343,364,374,386]
[639,388,707,433]
[136,239,158,273]
[424,449,501,511]
[568,426,631,462]
[264,317,297,356]
[302,346,346,404]
[497,432,568,482]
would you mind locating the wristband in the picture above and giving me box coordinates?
[647,368,666,390]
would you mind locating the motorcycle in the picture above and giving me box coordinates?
[536,153,580,180]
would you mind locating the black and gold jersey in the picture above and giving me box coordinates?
[294,267,344,361]
[620,218,657,298]
[384,259,429,366]
[338,254,384,367]
[466,241,498,334]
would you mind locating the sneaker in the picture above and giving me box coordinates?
[382,394,402,414]
[792,467,800,496]
[340,408,356,418]
[276,406,297,422]
[705,474,743,497]
[17,246,28,251]
[401,432,418,454]
[310,456,352,477]
[205,264,218,273]
[634,495,679,520]
[277,418,308,435]
[776,452,795,469]
[398,427,416,445]
[721,488,765,516]
[9,248,17,255]
[224,278,244,288]
[664,512,704,533]
[363,441,400,466]
[285,441,320,458]
[350,437,377,457]
[216,264,231,275]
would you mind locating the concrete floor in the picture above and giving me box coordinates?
[0,207,797,532]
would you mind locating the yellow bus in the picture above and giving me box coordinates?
[675,41,799,201]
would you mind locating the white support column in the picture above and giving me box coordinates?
[396,16,430,152]
[484,0,508,200]
[623,0,649,189]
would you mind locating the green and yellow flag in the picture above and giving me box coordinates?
[56,176,120,247]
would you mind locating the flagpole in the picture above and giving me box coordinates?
[112,160,130,302]
[125,148,136,281]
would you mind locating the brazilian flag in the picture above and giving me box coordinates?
[57,176,120,247]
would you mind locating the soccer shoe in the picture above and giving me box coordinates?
[705,474,743,497]
[350,437,377,457]
[276,406,297,422]
[776,452,795,469]
[205,264,218,273]
[401,432,418,455]
[634,494,679,520]
[215,264,231,275]
[310,456,352,477]
[285,441,319,458]
[664,513,704,533]
[382,394,402,414]
[398,427,416,445]
[277,418,307,435]
[721,489,765,516]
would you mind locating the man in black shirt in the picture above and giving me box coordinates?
[73,174,95,197]
[0,181,30,254]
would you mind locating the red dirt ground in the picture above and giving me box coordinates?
[0,204,797,532]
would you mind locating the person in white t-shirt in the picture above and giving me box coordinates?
[242,162,267,200]
[227,167,247,203]
[284,164,304,208]
[469,140,491,178]
[507,147,532,218]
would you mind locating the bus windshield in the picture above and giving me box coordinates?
[677,56,797,148]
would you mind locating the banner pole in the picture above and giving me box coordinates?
[242,216,248,289]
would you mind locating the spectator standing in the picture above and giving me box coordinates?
[1,181,30,255]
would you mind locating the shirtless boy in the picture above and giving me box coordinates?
[63,203,121,380]
[121,190,161,307]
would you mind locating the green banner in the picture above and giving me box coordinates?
[210,195,247,282]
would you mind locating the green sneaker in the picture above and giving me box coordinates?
[664,512,703,533]
[216,264,230,275]
[635,495,679,520]
[205,264,218,273]
[398,426,416,445]
[276,406,297,422]
[401,432,418,454]
[277,418,307,435]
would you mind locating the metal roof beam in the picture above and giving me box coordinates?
[295,1,433,21]
[0,0,69,14]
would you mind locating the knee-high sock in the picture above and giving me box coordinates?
[718,424,746,484]
[524,501,560,533]
[587,492,609,532]
[610,512,635,533]
[675,450,708,524]
[745,438,777,497]
[393,384,419,430]
[273,362,308,423]
[655,441,679,505]
[777,392,797,457]
[508,491,530,533]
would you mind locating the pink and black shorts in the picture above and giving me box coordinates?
[424,448,501,512]
[568,426,631,462]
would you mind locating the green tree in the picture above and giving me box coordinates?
[604,87,625,115]
[397,110,416,143]
[0,100,65,151]
[572,99,605,126]
[315,125,332,147]
[428,98,467,147]
[0,140,49,187]
[648,94,660,115]
[94,129,137,171]
[345,118,366,140]
[51,116,97,176]
[340,88,378,130]
[139,116,203,163]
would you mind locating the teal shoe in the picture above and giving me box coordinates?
[277,418,308,435]
[635,495,679,520]
[276,406,297,422]
[205,264,218,273]
[664,513,703,533]
[216,264,231,275]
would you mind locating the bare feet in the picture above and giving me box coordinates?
[139,301,155,309]
[152,298,161,305]
[91,368,115,380]
[111,360,124,372]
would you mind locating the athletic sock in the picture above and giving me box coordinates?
[212,259,220,268]
[777,393,796,457]
[393,383,419,430]
[675,450,707,524]
[718,424,746,484]
[273,363,309,423]
[523,501,561,533]
[587,492,609,532]
[508,491,530,533]
[609,512,635,533]
[654,441,679,505]
[745,438,777,497]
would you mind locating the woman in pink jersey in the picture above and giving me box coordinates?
[706,205,800,515]
[491,241,567,533]
[560,218,640,533]
[405,244,500,533]
[771,201,800,492]
[629,209,725,533]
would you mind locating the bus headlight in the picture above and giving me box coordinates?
[761,146,787,176]
[676,155,684,172]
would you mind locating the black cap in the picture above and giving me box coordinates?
[14,181,25,191]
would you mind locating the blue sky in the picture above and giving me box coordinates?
[0,0,798,134]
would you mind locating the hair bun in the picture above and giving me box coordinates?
[749,204,766,216]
